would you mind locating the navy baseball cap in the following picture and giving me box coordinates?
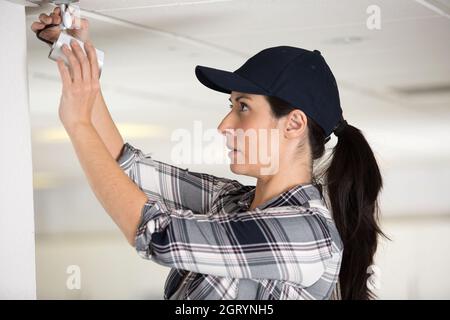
[195,45,344,138]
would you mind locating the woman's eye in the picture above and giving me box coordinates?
[239,103,249,112]
[229,103,248,112]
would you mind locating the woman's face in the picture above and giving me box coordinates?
[217,91,283,177]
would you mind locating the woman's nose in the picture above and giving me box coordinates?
[217,114,235,135]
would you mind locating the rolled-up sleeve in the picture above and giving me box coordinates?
[116,142,240,214]
[134,199,340,287]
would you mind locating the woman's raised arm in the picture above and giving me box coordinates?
[31,7,124,160]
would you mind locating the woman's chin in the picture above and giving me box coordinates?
[229,163,246,175]
[229,163,240,173]
[230,161,258,176]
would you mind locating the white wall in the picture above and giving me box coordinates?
[0,1,36,299]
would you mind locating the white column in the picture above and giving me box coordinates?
[0,0,37,299]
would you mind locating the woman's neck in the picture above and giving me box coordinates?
[249,164,312,210]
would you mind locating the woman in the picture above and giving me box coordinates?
[32,8,384,300]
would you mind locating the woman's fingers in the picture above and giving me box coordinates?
[85,40,99,81]
[39,13,52,25]
[32,8,61,32]
[53,6,61,16]
[56,58,72,89]
[31,21,45,33]
[62,43,82,83]
[70,40,91,81]
[50,10,61,25]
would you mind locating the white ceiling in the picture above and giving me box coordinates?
[23,0,450,232]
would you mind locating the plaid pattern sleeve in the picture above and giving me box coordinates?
[135,198,338,287]
[116,142,236,214]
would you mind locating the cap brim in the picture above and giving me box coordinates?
[195,65,268,95]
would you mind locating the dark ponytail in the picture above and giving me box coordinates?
[265,95,387,300]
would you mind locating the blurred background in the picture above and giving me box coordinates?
[21,0,450,299]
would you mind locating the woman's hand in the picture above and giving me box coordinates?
[31,7,90,46]
[56,39,100,132]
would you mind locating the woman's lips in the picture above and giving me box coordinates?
[228,149,240,157]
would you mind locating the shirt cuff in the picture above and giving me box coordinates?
[116,142,141,169]
[134,199,170,259]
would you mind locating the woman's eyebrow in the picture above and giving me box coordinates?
[228,95,251,103]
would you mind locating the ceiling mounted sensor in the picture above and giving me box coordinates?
[25,0,80,16]
[415,0,450,18]
[29,0,80,10]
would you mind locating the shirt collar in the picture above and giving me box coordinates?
[237,182,325,211]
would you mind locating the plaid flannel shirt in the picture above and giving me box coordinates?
[117,142,343,300]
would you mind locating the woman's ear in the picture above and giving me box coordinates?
[285,109,307,138]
